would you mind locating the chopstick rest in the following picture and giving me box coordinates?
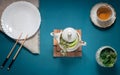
[1,33,23,69]
[7,35,28,71]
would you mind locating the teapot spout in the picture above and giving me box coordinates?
[79,41,87,46]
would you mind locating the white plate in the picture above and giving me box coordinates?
[90,3,116,28]
[1,1,41,39]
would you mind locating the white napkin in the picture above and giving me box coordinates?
[0,0,40,54]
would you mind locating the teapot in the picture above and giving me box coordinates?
[50,27,86,52]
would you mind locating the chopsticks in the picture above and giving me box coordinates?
[8,35,28,70]
[1,33,28,70]
[1,33,22,68]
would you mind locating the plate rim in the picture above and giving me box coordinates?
[1,1,41,40]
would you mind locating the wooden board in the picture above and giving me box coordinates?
[53,29,82,57]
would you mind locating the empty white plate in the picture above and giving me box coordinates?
[1,1,41,39]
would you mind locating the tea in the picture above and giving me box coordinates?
[97,6,112,21]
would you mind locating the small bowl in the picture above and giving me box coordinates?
[96,46,117,67]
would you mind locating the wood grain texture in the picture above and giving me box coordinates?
[53,29,82,57]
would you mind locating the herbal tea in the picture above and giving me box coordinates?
[97,6,112,21]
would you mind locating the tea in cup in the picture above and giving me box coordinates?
[97,5,112,21]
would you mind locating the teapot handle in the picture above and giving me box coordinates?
[50,32,60,43]
[50,32,60,39]
[50,32,54,36]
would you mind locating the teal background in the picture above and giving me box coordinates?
[0,0,120,75]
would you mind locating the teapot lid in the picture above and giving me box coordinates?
[62,27,77,42]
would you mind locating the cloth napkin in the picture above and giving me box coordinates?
[0,0,40,54]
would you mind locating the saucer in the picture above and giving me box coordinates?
[90,3,116,28]
[1,1,41,39]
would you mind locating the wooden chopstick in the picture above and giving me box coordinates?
[1,33,23,69]
[7,35,28,70]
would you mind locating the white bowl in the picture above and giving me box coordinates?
[96,46,117,67]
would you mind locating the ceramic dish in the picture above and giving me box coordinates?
[1,1,41,39]
[90,3,116,28]
[96,46,117,67]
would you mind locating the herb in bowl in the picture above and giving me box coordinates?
[100,48,117,67]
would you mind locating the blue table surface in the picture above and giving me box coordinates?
[1,0,120,75]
